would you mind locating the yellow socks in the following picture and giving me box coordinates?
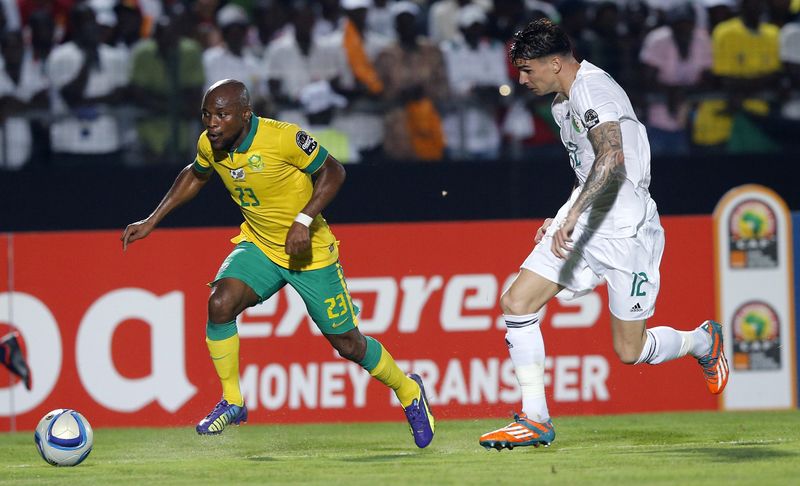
[206,327,243,407]
[359,336,419,408]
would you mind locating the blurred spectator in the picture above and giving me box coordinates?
[429,0,491,44]
[203,4,266,108]
[621,0,653,113]
[266,1,342,119]
[441,4,510,159]
[18,0,73,41]
[315,0,345,39]
[129,14,204,163]
[376,2,448,161]
[368,0,396,38]
[136,0,162,37]
[325,0,391,158]
[704,0,736,31]
[768,0,793,26]
[0,30,49,169]
[639,3,712,155]
[1,0,21,31]
[339,0,389,96]
[113,1,144,52]
[250,0,290,58]
[300,80,360,162]
[693,0,782,151]
[742,15,800,148]
[525,0,560,23]
[28,9,56,62]
[89,0,118,47]
[192,0,223,48]
[486,0,526,42]
[46,4,129,164]
[780,16,800,121]
[559,0,592,60]
[584,2,625,82]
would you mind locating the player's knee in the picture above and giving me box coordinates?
[613,343,641,365]
[208,289,239,323]
[329,333,366,362]
[500,291,532,316]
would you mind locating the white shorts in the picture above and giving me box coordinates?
[521,212,665,321]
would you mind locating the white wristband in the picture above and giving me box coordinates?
[294,212,313,227]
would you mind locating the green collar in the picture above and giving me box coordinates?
[233,116,259,154]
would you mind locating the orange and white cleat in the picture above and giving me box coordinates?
[479,413,555,451]
[697,320,729,394]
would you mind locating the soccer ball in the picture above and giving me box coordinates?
[34,409,94,467]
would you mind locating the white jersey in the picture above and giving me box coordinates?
[551,60,656,238]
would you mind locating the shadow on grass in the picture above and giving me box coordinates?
[338,454,419,463]
[621,445,797,463]
[245,456,279,462]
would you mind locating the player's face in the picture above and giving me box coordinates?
[515,58,558,96]
[201,91,250,151]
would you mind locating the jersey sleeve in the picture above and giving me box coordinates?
[279,124,329,174]
[192,134,214,174]
[570,76,622,131]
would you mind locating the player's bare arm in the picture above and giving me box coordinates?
[552,121,626,258]
[121,165,211,251]
[285,155,347,256]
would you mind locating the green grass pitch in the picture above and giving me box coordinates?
[2,411,799,485]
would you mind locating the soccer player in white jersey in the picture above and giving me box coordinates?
[478,19,729,451]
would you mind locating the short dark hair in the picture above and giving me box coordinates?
[509,18,572,62]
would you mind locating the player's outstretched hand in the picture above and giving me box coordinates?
[551,218,576,259]
[535,218,554,244]
[285,222,311,256]
[121,219,156,251]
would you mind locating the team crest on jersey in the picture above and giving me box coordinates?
[230,168,245,181]
[296,130,318,156]
[571,113,585,133]
[584,109,599,129]
[247,154,263,171]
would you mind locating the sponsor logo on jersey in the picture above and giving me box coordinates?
[295,131,318,156]
[230,168,246,181]
[584,109,599,129]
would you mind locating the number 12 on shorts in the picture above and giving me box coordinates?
[631,272,648,297]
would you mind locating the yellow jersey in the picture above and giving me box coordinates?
[694,18,781,145]
[193,116,339,271]
[712,18,780,78]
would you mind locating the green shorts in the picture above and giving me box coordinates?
[214,242,359,335]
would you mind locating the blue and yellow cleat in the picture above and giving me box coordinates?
[196,399,248,435]
[404,373,435,448]
[479,413,555,451]
[697,320,729,395]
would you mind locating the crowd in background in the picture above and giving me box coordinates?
[1,0,800,169]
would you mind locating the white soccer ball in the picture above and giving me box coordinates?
[34,409,94,467]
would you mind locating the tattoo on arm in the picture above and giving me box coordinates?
[569,121,627,217]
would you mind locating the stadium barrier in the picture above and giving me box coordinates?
[1,217,721,431]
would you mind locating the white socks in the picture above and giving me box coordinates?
[636,325,712,365]
[505,313,549,423]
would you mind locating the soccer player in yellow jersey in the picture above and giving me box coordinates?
[121,79,434,448]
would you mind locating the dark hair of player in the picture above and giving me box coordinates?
[509,18,573,62]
